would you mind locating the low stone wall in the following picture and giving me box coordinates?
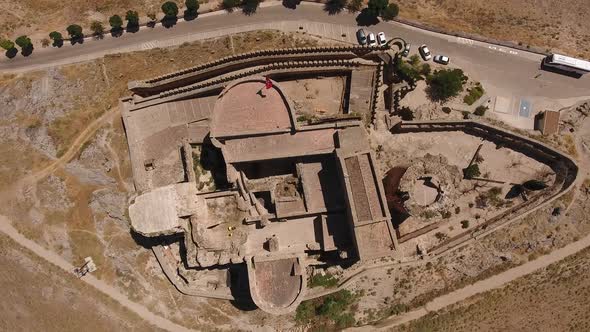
[394,120,578,255]
[130,45,389,95]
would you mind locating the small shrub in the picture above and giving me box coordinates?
[309,273,339,288]
[462,111,470,119]
[420,210,437,219]
[442,106,451,114]
[462,164,480,179]
[441,210,452,219]
[435,232,448,242]
[454,206,461,214]
[460,220,470,229]
[474,105,488,116]
[463,83,485,105]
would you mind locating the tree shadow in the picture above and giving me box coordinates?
[21,45,34,56]
[356,8,379,26]
[110,28,124,38]
[242,2,259,15]
[184,10,198,21]
[52,39,64,48]
[505,184,524,199]
[161,16,178,28]
[147,21,157,28]
[126,24,140,33]
[5,48,18,59]
[70,36,85,45]
[92,33,105,40]
[324,0,345,15]
[282,0,301,9]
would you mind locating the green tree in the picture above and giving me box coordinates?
[126,10,140,27]
[109,15,124,30]
[346,0,362,12]
[161,1,179,18]
[0,39,15,50]
[427,68,466,101]
[185,0,200,16]
[90,21,105,36]
[49,31,63,47]
[222,0,241,9]
[325,0,347,14]
[66,24,84,39]
[381,3,399,20]
[462,164,481,179]
[15,35,32,49]
[367,0,388,17]
[242,0,260,14]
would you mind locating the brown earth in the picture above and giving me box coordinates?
[0,30,327,331]
[394,245,590,332]
[0,232,164,332]
[396,0,590,58]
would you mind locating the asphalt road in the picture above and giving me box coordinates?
[1,2,589,99]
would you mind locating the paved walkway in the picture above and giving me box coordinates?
[0,216,194,332]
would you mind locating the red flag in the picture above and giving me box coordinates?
[265,77,273,89]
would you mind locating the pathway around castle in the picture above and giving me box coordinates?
[0,215,194,332]
[351,231,590,331]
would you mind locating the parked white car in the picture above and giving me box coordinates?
[419,44,432,61]
[433,55,450,65]
[367,33,377,46]
[377,32,387,46]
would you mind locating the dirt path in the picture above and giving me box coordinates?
[0,215,194,332]
[16,108,119,190]
[353,231,590,330]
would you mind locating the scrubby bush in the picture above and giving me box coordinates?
[90,21,105,36]
[462,164,480,179]
[381,3,399,20]
[474,105,488,116]
[0,39,15,50]
[427,68,466,101]
[309,273,339,288]
[460,220,470,229]
[463,83,485,105]
[347,0,363,12]
[442,106,452,114]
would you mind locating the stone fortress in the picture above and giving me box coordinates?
[121,45,399,313]
[120,42,578,314]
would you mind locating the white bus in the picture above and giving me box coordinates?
[542,54,590,77]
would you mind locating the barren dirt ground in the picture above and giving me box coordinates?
[393,245,590,332]
[0,31,331,331]
[0,232,164,332]
[396,0,590,58]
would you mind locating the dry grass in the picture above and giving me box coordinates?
[0,232,164,332]
[395,246,590,332]
[396,0,590,59]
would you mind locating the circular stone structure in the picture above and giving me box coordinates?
[210,78,295,138]
[411,177,440,206]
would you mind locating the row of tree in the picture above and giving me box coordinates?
[0,0,201,57]
[1,0,398,58]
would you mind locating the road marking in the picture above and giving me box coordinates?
[457,37,474,45]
